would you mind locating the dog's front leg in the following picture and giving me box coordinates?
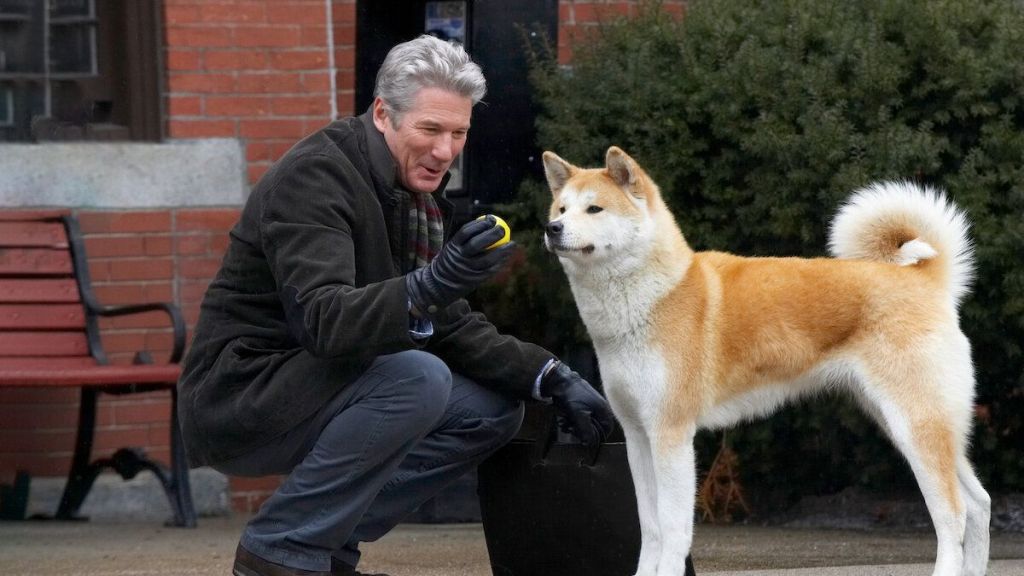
[653,426,698,576]
[622,422,661,576]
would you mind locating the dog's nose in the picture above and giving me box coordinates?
[546,220,563,237]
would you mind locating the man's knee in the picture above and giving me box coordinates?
[373,350,452,430]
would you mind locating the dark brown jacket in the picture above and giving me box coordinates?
[177,111,552,467]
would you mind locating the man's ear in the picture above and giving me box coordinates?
[605,146,644,199]
[371,97,390,133]
[542,151,578,195]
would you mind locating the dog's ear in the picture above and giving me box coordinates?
[542,151,577,194]
[606,146,644,198]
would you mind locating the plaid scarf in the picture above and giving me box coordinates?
[391,190,444,273]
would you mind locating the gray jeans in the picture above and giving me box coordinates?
[212,349,525,572]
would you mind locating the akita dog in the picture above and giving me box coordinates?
[542,147,991,576]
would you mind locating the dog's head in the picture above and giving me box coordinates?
[542,146,662,269]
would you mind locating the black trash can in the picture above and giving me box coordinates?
[477,406,695,576]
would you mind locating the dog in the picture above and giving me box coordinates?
[542,146,991,576]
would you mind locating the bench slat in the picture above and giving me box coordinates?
[0,279,81,303]
[0,305,86,329]
[0,332,90,356]
[0,248,74,275]
[0,363,181,387]
[0,357,97,370]
[0,222,69,249]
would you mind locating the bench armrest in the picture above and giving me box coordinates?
[92,301,187,364]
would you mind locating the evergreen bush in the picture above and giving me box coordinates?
[478,0,1024,504]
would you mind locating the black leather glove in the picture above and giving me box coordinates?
[406,216,514,317]
[541,360,616,446]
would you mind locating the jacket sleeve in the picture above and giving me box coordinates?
[426,299,555,399]
[259,152,417,359]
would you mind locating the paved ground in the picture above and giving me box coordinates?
[1,516,1022,575]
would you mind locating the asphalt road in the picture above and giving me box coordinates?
[1,516,1022,576]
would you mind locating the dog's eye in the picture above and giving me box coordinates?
[586,206,604,214]
[559,206,566,214]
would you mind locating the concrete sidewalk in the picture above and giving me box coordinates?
[1,516,1022,576]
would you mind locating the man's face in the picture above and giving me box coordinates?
[373,87,473,194]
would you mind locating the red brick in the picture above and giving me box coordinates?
[166,49,202,71]
[144,236,174,256]
[301,73,332,93]
[78,212,172,234]
[0,404,80,430]
[269,50,329,71]
[240,119,307,139]
[180,257,224,280]
[92,284,148,305]
[166,26,236,48]
[113,400,171,426]
[271,95,331,116]
[176,209,240,232]
[204,50,269,71]
[180,282,211,303]
[206,96,271,117]
[234,26,302,48]
[333,24,355,45]
[169,119,237,138]
[0,454,72,477]
[168,95,202,116]
[230,475,285,492]
[248,163,270,184]
[93,427,153,452]
[236,73,304,94]
[199,3,265,23]
[266,4,327,25]
[164,5,201,25]
[299,25,327,46]
[334,46,355,68]
[168,73,236,94]
[175,234,211,255]
[332,2,356,24]
[0,430,75,454]
[107,259,174,281]
[84,235,145,257]
[335,91,355,118]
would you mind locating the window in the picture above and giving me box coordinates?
[0,0,162,142]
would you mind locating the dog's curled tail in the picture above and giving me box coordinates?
[828,180,974,307]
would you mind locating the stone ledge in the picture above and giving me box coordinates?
[23,467,231,522]
[0,139,247,208]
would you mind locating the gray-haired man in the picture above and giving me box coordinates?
[177,35,614,576]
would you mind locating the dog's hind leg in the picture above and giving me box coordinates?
[622,422,662,576]
[651,424,698,576]
[958,456,991,576]
[861,385,966,576]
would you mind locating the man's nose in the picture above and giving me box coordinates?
[432,134,457,162]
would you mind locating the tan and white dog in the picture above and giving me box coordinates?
[542,146,990,576]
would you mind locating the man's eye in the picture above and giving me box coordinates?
[453,131,467,139]
[586,206,603,214]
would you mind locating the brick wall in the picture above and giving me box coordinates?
[164,0,356,183]
[558,0,687,63]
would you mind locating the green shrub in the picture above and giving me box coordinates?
[479,0,1024,503]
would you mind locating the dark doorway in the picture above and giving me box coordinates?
[356,0,558,220]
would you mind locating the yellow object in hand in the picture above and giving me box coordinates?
[477,215,511,249]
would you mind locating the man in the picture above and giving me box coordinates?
[177,35,615,576]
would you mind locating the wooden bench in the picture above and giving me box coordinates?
[0,211,195,527]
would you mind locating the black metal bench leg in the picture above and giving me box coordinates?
[56,388,100,520]
[166,388,196,527]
